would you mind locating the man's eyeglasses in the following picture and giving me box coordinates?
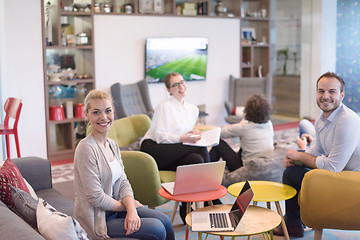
[170,80,185,88]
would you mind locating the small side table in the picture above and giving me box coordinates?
[185,204,282,240]
[159,185,228,240]
[228,181,297,240]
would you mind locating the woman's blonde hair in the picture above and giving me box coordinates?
[84,89,113,114]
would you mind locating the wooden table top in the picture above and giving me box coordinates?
[185,204,282,237]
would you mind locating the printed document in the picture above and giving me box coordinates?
[184,127,221,147]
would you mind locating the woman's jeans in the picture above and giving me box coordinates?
[106,207,175,240]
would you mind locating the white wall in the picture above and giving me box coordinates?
[0,2,239,160]
[300,0,337,119]
[94,15,240,126]
[0,0,47,160]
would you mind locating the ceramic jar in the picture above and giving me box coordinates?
[215,0,227,16]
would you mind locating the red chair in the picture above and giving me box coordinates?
[0,98,22,159]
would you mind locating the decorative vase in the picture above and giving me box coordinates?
[215,0,227,16]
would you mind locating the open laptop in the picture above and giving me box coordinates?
[161,161,226,195]
[191,180,254,232]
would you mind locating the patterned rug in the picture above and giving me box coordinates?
[51,126,299,185]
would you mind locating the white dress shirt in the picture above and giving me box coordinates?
[142,96,199,144]
[307,103,360,172]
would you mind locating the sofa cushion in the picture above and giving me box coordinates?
[36,198,89,240]
[36,188,74,216]
[0,199,45,239]
[0,159,30,208]
[10,184,38,229]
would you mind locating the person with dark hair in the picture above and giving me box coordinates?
[209,94,274,171]
[274,72,360,238]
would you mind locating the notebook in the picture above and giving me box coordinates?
[183,127,221,147]
[191,180,254,232]
[161,161,226,195]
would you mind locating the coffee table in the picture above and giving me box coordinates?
[186,204,281,240]
[228,181,297,240]
[159,185,228,240]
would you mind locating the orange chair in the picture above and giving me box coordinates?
[0,98,22,159]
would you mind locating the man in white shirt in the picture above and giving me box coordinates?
[274,72,360,237]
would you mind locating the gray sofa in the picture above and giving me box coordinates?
[0,156,74,240]
[0,157,134,240]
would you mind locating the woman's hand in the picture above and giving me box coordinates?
[121,196,141,236]
[180,130,202,143]
[134,200,143,208]
[124,210,141,236]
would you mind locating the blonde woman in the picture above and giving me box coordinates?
[73,89,174,240]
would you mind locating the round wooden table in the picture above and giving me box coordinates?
[228,181,297,240]
[186,204,282,240]
[159,185,228,240]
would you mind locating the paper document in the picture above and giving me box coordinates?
[184,127,221,147]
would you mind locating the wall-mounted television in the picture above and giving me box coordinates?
[145,37,208,83]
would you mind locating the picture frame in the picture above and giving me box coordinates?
[241,27,256,44]
[139,0,164,14]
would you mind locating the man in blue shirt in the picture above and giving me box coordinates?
[274,72,360,237]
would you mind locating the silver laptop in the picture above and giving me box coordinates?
[191,180,254,232]
[161,161,226,195]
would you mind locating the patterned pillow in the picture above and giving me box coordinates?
[0,159,30,208]
[9,184,38,229]
[37,198,89,240]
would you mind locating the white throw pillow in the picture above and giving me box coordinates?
[23,178,38,200]
[36,198,89,240]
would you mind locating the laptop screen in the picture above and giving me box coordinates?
[230,180,254,224]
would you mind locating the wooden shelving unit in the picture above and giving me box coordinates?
[41,0,95,162]
[240,0,271,77]
[41,0,272,162]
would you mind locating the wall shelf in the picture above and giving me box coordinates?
[41,0,272,162]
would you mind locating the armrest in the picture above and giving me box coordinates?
[299,169,360,230]
[12,157,52,192]
[224,101,233,115]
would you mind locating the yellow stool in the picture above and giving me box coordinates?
[228,181,297,240]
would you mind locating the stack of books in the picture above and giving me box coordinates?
[181,2,197,16]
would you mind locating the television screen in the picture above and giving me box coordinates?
[145,37,208,83]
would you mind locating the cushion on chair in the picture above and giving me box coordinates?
[159,171,176,183]
[121,84,147,116]
[111,80,154,119]
[299,169,360,230]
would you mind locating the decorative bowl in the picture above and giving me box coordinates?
[73,3,90,12]
[48,73,63,82]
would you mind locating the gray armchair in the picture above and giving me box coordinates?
[111,79,154,120]
[225,75,272,124]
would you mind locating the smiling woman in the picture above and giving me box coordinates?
[73,89,175,240]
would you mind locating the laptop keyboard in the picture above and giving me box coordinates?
[210,213,229,228]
